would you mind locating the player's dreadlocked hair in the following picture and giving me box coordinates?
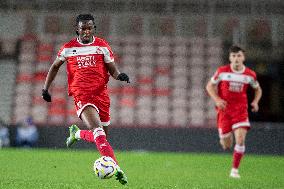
[229,45,245,53]
[75,14,96,35]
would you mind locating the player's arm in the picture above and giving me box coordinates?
[251,83,262,112]
[206,80,227,110]
[106,62,130,83]
[42,58,65,102]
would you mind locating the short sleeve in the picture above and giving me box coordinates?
[101,40,114,63]
[210,68,221,84]
[57,45,66,61]
[249,72,259,89]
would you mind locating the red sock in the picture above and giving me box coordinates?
[80,130,95,143]
[79,128,118,164]
[232,144,245,169]
[95,135,117,163]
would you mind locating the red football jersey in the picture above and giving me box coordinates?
[57,37,114,96]
[211,64,259,110]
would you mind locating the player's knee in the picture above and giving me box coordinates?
[236,140,245,146]
[223,138,233,150]
[93,127,106,139]
[220,140,230,150]
[235,136,245,145]
[221,144,228,150]
[224,143,231,150]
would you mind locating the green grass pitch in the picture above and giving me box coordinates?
[0,148,283,189]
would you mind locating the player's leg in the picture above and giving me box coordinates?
[219,133,233,150]
[75,106,117,162]
[66,95,105,146]
[66,105,100,146]
[217,111,233,150]
[102,126,108,138]
[68,106,128,184]
[230,127,248,178]
[97,90,111,138]
[82,106,127,184]
[67,95,127,184]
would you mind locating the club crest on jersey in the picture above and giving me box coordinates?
[77,55,97,68]
[95,47,103,54]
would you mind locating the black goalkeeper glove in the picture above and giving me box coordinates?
[117,73,130,83]
[42,89,51,102]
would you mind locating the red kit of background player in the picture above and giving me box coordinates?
[206,46,262,179]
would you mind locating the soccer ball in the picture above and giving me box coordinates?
[94,156,117,179]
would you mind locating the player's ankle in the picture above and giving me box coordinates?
[231,168,238,172]
[75,130,81,139]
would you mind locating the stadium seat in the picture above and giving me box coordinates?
[172,108,188,126]
[157,45,170,56]
[119,107,135,125]
[190,89,205,98]
[190,56,205,66]
[172,88,188,98]
[139,64,153,75]
[190,110,205,126]
[207,57,222,66]
[123,45,137,55]
[156,56,171,66]
[173,44,188,56]
[172,98,188,108]
[207,37,222,47]
[173,57,188,68]
[36,62,50,72]
[31,105,48,124]
[56,34,69,43]
[122,55,136,65]
[153,108,170,125]
[20,41,37,53]
[155,75,170,88]
[19,53,36,63]
[190,37,204,46]
[136,108,152,125]
[18,63,34,74]
[14,108,31,123]
[207,46,222,56]
[15,95,31,105]
[172,77,188,88]
[15,83,32,94]
[173,66,188,76]
[140,44,154,56]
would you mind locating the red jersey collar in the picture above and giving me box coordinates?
[230,64,245,74]
[76,36,95,45]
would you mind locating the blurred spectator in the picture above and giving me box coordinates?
[0,119,10,148]
[16,117,38,148]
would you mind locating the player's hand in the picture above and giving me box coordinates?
[42,89,51,102]
[117,73,130,83]
[251,101,259,112]
[215,98,227,110]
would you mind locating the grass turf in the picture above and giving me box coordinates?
[0,148,283,189]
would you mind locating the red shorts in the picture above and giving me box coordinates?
[73,90,110,126]
[217,109,250,139]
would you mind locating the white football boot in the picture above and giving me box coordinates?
[230,168,241,179]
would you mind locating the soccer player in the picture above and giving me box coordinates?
[206,46,262,178]
[42,14,129,185]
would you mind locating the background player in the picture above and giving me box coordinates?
[41,14,129,185]
[206,46,262,178]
